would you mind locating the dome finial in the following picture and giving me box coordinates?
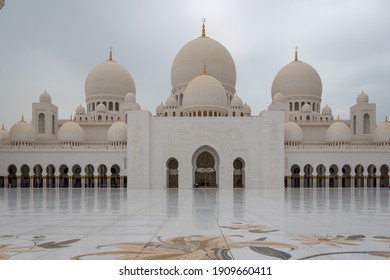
[21,115,25,122]
[294,46,298,61]
[203,63,207,74]
[109,46,113,61]
[202,18,206,37]
[385,115,388,122]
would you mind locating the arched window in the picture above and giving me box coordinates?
[179,93,183,106]
[38,113,45,133]
[232,112,236,117]
[289,102,293,111]
[173,112,176,117]
[306,115,310,121]
[353,115,356,135]
[92,103,96,111]
[115,102,119,111]
[294,102,299,111]
[363,113,370,134]
[109,102,113,111]
[52,115,55,135]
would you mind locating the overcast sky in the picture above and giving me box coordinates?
[0,0,389,129]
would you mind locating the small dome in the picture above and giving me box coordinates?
[373,118,390,143]
[301,103,312,113]
[125,92,136,103]
[85,59,136,98]
[58,121,84,143]
[39,90,52,103]
[0,125,9,142]
[75,104,86,115]
[284,121,303,143]
[271,59,322,99]
[243,103,251,115]
[322,105,332,115]
[156,102,165,115]
[107,120,127,143]
[231,95,243,108]
[182,74,227,110]
[325,121,351,143]
[96,103,107,113]
[165,96,178,108]
[9,119,35,143]
[273,91,284,102]
[357,91,369,103]
[171,36,236,89]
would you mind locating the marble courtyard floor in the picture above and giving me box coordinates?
[0,187,389,260]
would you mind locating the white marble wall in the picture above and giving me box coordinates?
[126,110,284,189]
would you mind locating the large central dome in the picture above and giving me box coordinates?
[171,34,236,89]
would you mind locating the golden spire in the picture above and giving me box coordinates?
[109,46,113,61]
[201,18,206,37]
[294,46,298,61]
[203,63,207,74]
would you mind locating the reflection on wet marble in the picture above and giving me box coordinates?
[0,188,389,259]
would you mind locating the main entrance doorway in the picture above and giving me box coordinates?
[194,151,217,188]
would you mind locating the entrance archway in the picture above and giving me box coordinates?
[233,158,245,188]
[166,158,179,188]
[194,151,217,188]
[21,164,30,188]
[8,165,17,188]
[367,164,377,188]
[291,164,300,188]
[111,165,120,188]
[380,164,389,188]
[46,165,56,188]
[72,165,82,188]
[33,165,43,188]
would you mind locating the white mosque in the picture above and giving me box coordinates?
[1,21,389,189]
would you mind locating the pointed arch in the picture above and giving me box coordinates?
[192,145,220,188]
[166,158,179,188]
[233,158,245,188]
